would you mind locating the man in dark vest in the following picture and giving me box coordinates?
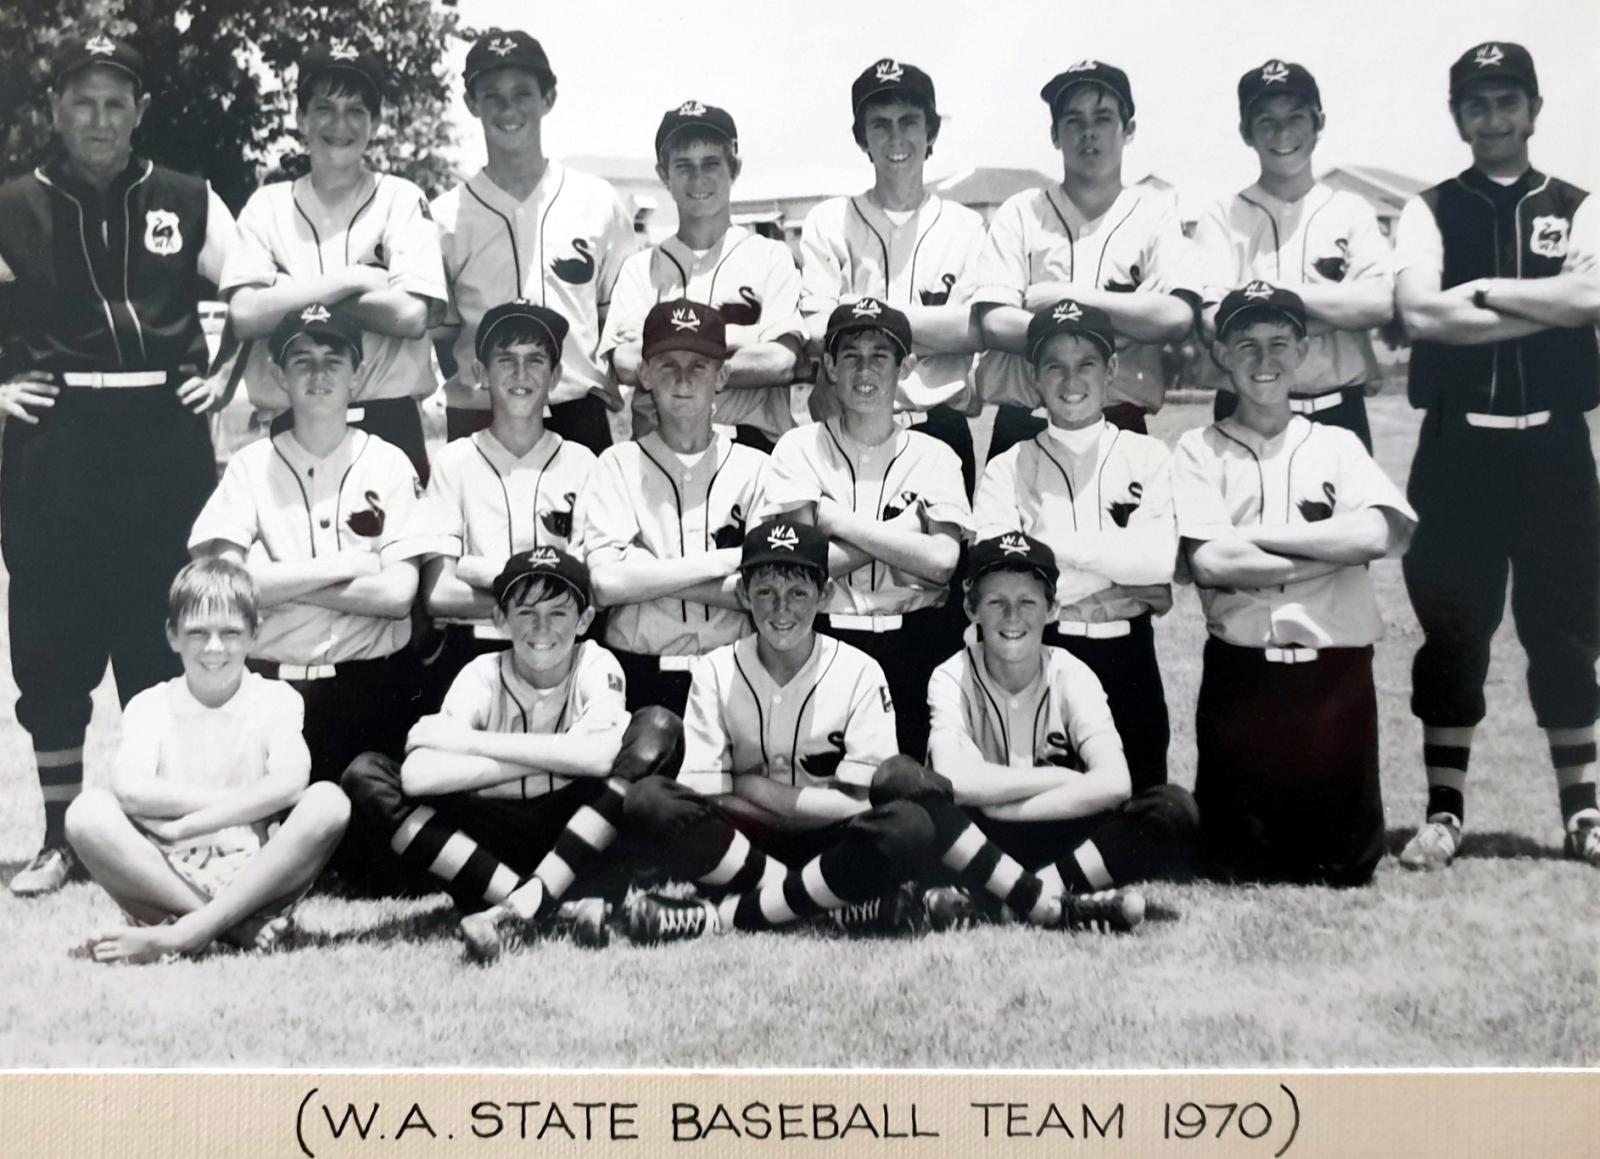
[1393,41,1600,871]
[0,34,235,895]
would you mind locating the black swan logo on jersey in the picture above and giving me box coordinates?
[1297,482,1336,523]
[1039,730,1085,771]
[1107,480,1143,527]
[539,492,578,539]
[1312,239,1349,282]
[1531,216,1570,259]
[881,490,918,520]
[1104,263,1142,293]
[347,490,386,537]
[144,210,182,256]
[711,503,747,550]
[919,273,957,306]
[799,731,848,780]
[719,287,762,326]
[551,239,595,285]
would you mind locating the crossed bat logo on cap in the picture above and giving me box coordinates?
[530,546,560,565]
[874,60,903,83]
[300,304,333,324]
[999,533,1030,555]
[766,525,799,551]
[488,36,517,56]
[1474,44,1504,68]
[1052,300,1084,322]
[86,34,117,55]
[1064,59,1100,73]
[1243,281,1273,299]
[329,42,359,61]
[669,307,701,332]
[677,100,706,116]
[1261,60,1290,84]
[852,299,883,319]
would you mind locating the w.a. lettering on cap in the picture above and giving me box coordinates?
[85,34,117,55]
[1244,280,1273,299]
[1215,282,1308,339]
[487,35,518,56]
[1474,43,1505,68]
[1261,59,1291,84]
[1026,298,1116,363]
[1053,300,1084,323]
[823,296,913,358]
[1449,40,1537,99]
[529,545,560,566]
[967,532,1061,590]
[852,299,883,319]
[999,532,1031,555]
[678,99,706,116]
[670,307,701,332]
[641,300,728,361]
[301,304,332,324]
[766,524,800,551]
[874,59,905,83]
[740,519,829,577]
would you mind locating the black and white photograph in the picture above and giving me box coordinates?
[0,0,1596,1082]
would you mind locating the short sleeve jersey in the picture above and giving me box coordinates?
[799,193,986,411]
[189,429,435,664]
[1191,182,1392,391]
[437,642,628,800]
[1171,416,1417,648]
[973,424,1176,621]
[759,420,973,615]
[432,163,637,410]
[116,672,306,852]
[678,634,898,798]
[600,225,804,439]
[927,642,1120,773]
[965,184,1201,412]
[573,431,767,656]
[219,174,446,409]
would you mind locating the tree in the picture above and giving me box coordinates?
[0,0,464,209]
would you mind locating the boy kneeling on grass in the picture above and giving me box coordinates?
[66,558,349,964]
[343,548,682,961]
[1172,282,1416,886]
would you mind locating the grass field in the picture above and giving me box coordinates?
[1,392,1596,1068]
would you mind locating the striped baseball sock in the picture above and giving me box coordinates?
[924,801,1059,925]
[719,848,862,932]
[670,814,785,900]
[506,777,634,921]
[37,745,85,849]
[1549,729,1598,831]
[388,805,520,909]
[1422,729,1472,826]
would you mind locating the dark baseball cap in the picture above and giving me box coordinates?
[641,300,728,361]
[1215,281,1307,339]
[1450,41,1538,101]
[1041,61,1134,121]
[1238,59,1322,119]
[655,101,739,160]
[851,58,938,115]
[492,545,591,610]
[53,33,144,92]
[475,299,569,362]
[465,29,555,92]
[968,532,1060,591]
[270,304,365,367]
[823,297,913,359]
[298,42,385,108]
[740,519,829,579]
[1026,298,1117,363]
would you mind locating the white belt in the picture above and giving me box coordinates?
[1054,619,1132,639]
[471,624,510,641]
[273,663,338,681]
[658,655,696,672]
[828,612,904,633]
[1263,647,1319,665]
[1465,410,1550,430]
[61,370,168,388]
[1288,392,1345,415]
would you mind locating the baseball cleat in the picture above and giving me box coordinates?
[624,892,719,944]
[9,846,76,897]
[1400,816,1462,871]
[1056,888,1145,934]
[833,883,920,937]
[1563,817,1600,867]
[555,897,612,948]
[459,905,514,963]
[922,885,981,932]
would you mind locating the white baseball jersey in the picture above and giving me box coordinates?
[573,430,767,656]
[189,429,435,664]
[927,641,1119,772]
[1192,181,1391,392]
[116,672,305,854]
[600,225,804,438]
[1172,416,1416,649]
[220,173,446,410]
[438,642,629,800]
[432,163,637,410]
[799,192,985,411]
[426,429,596,560]
[965,183,1201,412]
[973,422,1176,621]
[678,634,898,798]
[760,420,972,615]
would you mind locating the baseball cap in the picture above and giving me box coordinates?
[1450,42,1538,101]
[740,519,829,579]
[823,297,913,359]
[1026,298,1117,363]
[1237,59,1322,119]
[1215,281,1308,340]
[968,532,1060,591]
[52,33,144,92]
[851,58,938,115]
[1040,60,1134,121]
[641,300,728,361]
[492,545,592,610]
[298,42,385,108]
[474,299,569,362]
[270,304,365,367]
[655,101,738,160]
[465,29,555,92]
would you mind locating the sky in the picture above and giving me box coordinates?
[443,0,1600,199]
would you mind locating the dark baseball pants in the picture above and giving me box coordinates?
[1044,614,1170,792]
[819,604,962,760]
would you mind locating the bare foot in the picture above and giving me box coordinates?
[83,924,192,965]
[229,913,295,953]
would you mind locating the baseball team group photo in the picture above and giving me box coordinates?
[0,0,1596,1069]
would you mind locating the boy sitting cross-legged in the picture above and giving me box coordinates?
[65,558,350,964]
[343,547,682,960]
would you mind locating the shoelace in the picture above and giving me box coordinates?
[838,897,881,927]
[656,901,704,937]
